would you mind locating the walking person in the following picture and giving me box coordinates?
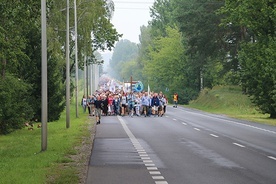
[127,92,135,117]
[173,93,178,108]
[120,93,127,116]
[163,95,168,115]
[81,95,87,113]
[113,95,120,115]
[141,92,150,117]
[134,94,141,116]
[94,95,102,125]
[151,93,160,117]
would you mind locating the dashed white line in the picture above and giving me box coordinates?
[150,171,161,175]
[152,176,165,179]
[147,167,158,170]
[268,156,276,161]
[141,157,151,160]
[182,122,187,125]
[210,134,219,138]
[173,118,177,121]
[143,160,153,163]
[233,143,245,148]
[118,116,168,183]
[155,181,168,184]
[194,128,200,131]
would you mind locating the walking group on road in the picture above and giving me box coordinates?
[81,89,169,125]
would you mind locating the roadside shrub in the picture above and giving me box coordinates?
[0,74,34,134]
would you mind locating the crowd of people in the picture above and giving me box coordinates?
[81,89,169,125]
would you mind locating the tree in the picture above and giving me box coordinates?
[219,0,276,118]
[108,39,138,80]
[239,38,276,118]
[144,26,193,104]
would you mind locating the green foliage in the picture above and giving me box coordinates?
[0,74,33,134]
[239,38,276,118]
[188,85,275,125]
[108,39,138,80]
[219,0,276,118]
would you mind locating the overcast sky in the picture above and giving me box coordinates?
[111,0,154,44]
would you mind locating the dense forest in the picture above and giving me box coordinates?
[108,0,276,118]
[0,0,121,134]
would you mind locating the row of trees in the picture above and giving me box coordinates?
[0,0,121,134]
[108,0,275,118]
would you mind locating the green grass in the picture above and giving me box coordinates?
[0,103,94,184]
[187,86,276,126]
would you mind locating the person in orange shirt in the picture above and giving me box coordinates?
[173,93,178,108]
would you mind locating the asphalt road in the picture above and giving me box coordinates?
[86,106,276,184]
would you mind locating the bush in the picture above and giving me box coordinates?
[0,74,34,134]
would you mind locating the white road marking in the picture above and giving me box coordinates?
[138,151,147,154]
[183,110,276,134]
[143,160,153,163]
[210,134,219,138]
[152,176,165,179]
[155,181,168,184]
[182,122,187,125]
[150,171,161,175]
[147,167,158,170]
[140,154,148,157]
[194,128,200,131]
[173,118,177,121]
[268,156,276,161]
[141,157,151,160]
[233,143,245,148]
[118,116,169,183]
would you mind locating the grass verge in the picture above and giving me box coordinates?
[0,104,95,184]
[187,86,276,126]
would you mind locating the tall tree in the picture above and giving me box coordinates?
[108,39,138,80]
[219,0,276,118]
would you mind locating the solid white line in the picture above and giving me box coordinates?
[233,143,245,148]
[210,134,219,138]
[268,156,276,161]
[194,128,200,131]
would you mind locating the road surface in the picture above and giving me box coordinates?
[86,106,276,184]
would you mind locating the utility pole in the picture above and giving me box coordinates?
[74,0,79,118]
[41,0,48,151]
[66,0,70,128]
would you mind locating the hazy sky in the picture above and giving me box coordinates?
[111,0,155,44]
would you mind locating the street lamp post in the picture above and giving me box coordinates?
[66,0,70,128]
[41,0,48,151]
[74,0,79,118]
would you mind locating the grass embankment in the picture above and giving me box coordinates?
[0,104,95,184]
[187,86,276,126]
